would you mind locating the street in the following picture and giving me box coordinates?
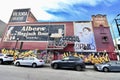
[0,64,119,80]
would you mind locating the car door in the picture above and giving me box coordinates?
[24,57,34,66]
[60,57,69,68]
[20,57,28,65]
[67,58,75,68]
[109,61,118,71]
[116,61,120,71]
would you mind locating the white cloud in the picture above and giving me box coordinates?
[0,0,118,23]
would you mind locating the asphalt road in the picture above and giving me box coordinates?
[0,64,119,80]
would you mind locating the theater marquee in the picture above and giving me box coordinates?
[3,25,64,41]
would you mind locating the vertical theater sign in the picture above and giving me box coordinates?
[74,21,96,52]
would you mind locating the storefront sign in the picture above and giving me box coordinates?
[3,25,64,41]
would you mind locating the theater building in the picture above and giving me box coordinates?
[0,8,117,60]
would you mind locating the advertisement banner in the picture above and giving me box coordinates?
[74,22,96,52]
[3,25,64,41]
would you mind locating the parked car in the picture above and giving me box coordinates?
[51,56,86,71]
[0,53,14,64]
[14,57,45,68]
[94,61,120,72]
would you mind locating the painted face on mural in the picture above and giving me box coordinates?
[74,25,96,51]
[83,27,91,35]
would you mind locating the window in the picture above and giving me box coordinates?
[102,36,108,42]
[117,44,120,50]
[6,55,13,57]
[23,57,28,60]
[63,57,69,60]
[30,58,34,60]
[117,62,120,65]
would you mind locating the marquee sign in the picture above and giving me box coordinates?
[3,25,64,41]
[9,8,30,22]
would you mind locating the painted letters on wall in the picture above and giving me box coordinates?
[3,25,64,41]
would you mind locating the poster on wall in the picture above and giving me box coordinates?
[74,22,96,52]
[3,25,64,41]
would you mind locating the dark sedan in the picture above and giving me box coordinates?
[94,61,120,72]
[51,56,86,71]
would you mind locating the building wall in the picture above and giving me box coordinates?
[0,22,74,50]
[93,26,114,51]
[0,20,7,38]
[0,8,117,60]
[92,14,117,60]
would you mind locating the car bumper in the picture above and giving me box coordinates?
[94,65,103,71]
[3,59,14,62]
[37,62,45,66]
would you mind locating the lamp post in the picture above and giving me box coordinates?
[13,38,19,61]
[14,38,19,49]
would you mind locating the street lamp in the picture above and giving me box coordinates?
[14,38,19,49]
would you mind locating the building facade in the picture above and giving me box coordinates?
[0,8,117,60]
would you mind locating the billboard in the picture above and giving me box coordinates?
[3,25,64,41]
[9,8,30,22]
[74,22,96,52]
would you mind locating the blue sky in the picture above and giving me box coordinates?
[0,0,120,38]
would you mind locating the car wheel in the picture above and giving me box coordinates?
[0,60,3,64]
[16,62,20,66]
[75,65,82,71]
[32,63,37,68]
[53,63,58,69]
[103,67,109,72]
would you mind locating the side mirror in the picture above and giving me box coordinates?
[108,64,111,66]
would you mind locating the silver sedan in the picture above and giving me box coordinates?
[94,61,120,72]
[14,57,45,68]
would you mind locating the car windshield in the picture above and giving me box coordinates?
[29,58,35,60]
[100,61,109,64]
[23,57,29,60]
[62,56,81,61]
[16,58,23,60]
[109,61,118,64]
[6,55,13,57]
[63,57,69,60]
